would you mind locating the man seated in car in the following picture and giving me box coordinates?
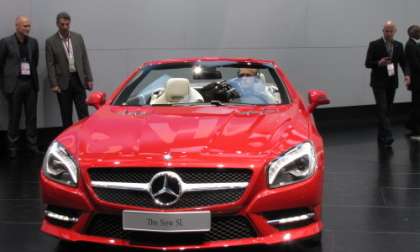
[228,68,277,104]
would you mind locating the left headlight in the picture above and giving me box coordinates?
[267,142,316,188]
[42,141,78,187]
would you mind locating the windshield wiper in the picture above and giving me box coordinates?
[150,103,173,106]
[208,101,258,106]
[209,100,225,106]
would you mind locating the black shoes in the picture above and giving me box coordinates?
[405,122,420,140]
[405,123,420,140]
[410,134,420,141]
[8,146,43,159]
[405,122,415,132]
[27,145,43,155]
[8,148,18,159]
[378,138,394,148]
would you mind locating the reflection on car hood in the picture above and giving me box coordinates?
[57,105,309,165]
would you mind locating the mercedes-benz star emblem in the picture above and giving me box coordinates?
[149,172,182,206]
[163,154,172,161]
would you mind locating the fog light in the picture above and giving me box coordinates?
[267,213,315,225]
[283,233,292,241]
[44,210,79,223]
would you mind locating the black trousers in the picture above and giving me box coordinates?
[408,89,420,134]
[372,88,396,143]
[57,74,89,129]
[6,78,38,150]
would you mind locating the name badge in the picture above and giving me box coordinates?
[68,55,75,65]
[387,63,395,77]
[68,55,76,72]
[21,62,31,76]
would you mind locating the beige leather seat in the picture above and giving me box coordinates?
[150,78,204,105]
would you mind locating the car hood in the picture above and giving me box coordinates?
[58,105,309,166]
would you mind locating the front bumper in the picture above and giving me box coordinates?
[40,167,323,250]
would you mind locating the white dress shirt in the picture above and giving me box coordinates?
[58,32,77,73]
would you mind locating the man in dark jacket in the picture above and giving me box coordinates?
[405,25,420,140]
[365,21,410,147]
[0,16,41,158]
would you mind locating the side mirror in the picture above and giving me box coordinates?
[87,91,106,110]
[307,89,330,113]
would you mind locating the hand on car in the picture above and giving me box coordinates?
[51,85,61,93]
[405,76,411,90]
[86,81,93,91]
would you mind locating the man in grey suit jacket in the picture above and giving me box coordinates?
[46,12,94,129]
[0,16,41,158]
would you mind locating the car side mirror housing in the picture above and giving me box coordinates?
[87,91,106,110]
[307,90,330,113]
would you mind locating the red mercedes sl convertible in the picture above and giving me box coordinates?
[40,57,330,250]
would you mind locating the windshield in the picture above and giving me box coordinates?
[113,61,290,106]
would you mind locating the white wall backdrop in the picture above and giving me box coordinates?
[1,0,419,129]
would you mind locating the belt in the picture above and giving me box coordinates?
[18,74,32,79]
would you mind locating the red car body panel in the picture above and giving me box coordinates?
[40,57,325,250]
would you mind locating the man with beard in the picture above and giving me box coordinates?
[46,12,94,129]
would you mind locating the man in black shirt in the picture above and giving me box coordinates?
[405,25,420,140]
[0,16,41,158]
[365,21,410,147]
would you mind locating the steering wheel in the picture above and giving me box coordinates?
[201,81,240,102]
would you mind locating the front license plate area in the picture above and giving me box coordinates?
[122,210,211,233]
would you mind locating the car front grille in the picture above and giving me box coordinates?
[92,188,245,209]
[86,214,257,246]
[88,168,252,209]
[88,168,252,184]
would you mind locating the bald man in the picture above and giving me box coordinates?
[0,16,41,158]
[365,21,409,147]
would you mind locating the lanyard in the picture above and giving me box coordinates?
[64,39,71,55]
[62,36,72,56]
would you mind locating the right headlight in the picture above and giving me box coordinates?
[267,142,316,188]
[42,141,78,187]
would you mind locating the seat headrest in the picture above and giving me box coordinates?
[165,78,190,102]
